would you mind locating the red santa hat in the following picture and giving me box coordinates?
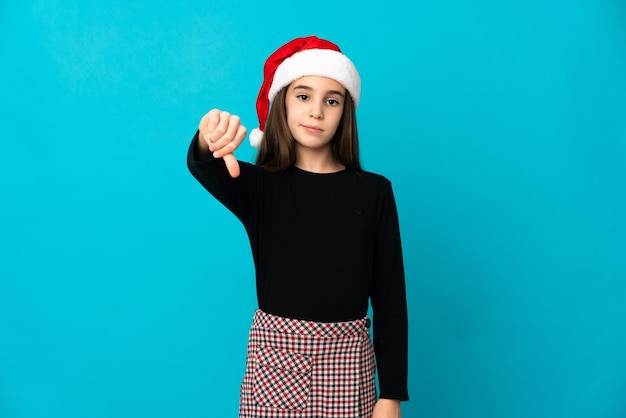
[249,36,361,147]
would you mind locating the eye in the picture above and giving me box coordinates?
[326,98,341,106]
[296,94,309,101]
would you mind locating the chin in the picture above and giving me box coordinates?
[296,141,333,151]
[293,134,325,145]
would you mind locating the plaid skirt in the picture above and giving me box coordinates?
[239,309,377,418]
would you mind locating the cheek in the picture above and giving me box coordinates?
[284,101,294,120]
[286,109,297,126]
[330,108,344,127]
[285,102,303,123]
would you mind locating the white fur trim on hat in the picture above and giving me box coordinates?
[249,128,264,147]
[268,49,361,107]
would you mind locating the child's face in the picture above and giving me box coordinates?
[285,76,345,154]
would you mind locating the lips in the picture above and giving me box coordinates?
[302,125,323,133]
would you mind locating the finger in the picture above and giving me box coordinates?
[212,114,240,151]
[213,124,246,158]
[223,153,241,178]
[209,111,231,145]
[199,109,221,147]
[234,124,247,148]
[206,109,221,133]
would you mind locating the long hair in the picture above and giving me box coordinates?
[255,86,361,172]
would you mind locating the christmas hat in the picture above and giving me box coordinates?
[249,36,361,147]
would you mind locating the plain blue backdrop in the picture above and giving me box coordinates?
[1,1,625,417]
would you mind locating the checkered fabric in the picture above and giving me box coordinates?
[239,309,377,418]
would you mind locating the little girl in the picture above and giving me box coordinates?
[187,36,408,418]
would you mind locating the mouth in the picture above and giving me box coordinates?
[302,125,323,133]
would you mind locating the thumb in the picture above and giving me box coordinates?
[223,153,241,178]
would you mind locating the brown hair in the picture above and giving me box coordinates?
[255,86,362,172]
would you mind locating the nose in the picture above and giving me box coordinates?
[309,102,323,119]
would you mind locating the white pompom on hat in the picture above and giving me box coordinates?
[249,36,361,147]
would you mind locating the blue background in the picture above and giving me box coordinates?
[1,1,625,417]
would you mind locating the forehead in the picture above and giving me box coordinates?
[290,76,346,92]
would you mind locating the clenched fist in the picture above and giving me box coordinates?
[198,109,247,178]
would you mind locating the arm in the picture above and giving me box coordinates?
[371,181,409,406]
[187,109,255,222]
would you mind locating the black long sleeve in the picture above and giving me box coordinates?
[187,132,409,400]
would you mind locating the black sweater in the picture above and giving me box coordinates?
[187,132,408,400]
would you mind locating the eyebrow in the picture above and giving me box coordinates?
[292,84,345,98]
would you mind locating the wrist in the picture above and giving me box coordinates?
[378,398,400,404]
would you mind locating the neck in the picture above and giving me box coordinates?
[294,146,344,173]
